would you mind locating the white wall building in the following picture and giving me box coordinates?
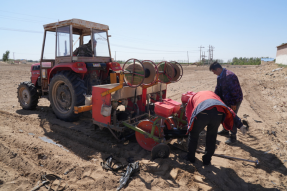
[276,43,287,65]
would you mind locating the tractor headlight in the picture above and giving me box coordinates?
[42,69,47,78]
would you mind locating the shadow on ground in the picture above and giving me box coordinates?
[15,107,285,190]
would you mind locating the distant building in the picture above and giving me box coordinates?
[261,58,275,62]
[20,59,27,64]
[261,58,275,65]
[276,43,287,65]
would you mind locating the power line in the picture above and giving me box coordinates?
[0,15,47,24]
[115,51,198,55]
[0,27,201,60]
[0,27,42,33]
[117,51,198,54]
[113,34,200,50]
[0,28,199,53]
[0,10,57,20]
[14,52,42,55]
[112,43,198,53]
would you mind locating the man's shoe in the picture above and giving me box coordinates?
[217,129,229,135]
[183,155,195,163]
[203,161,211,166]
[202,155,211,166]
[225,135,236,145]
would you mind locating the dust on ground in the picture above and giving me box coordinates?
[0,62,286,191]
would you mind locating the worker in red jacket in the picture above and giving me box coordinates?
[185,91,247,165]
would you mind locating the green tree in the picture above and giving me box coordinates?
[2,50,10,61]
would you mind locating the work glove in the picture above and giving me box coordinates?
[240,125,247,135]
[231,105,237,111]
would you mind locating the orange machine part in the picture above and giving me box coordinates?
[164,118,175,130]
[136,118,175,151]
[136,120,162,151]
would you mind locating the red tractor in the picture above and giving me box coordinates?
[17,19,121,121]
[17,19,190,158]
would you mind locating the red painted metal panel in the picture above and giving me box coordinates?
[92,86,111,125]
[107,62,122,71]
[163,98,181,113]
[154,102,174,118]
[30,65,39,85]
[141,88,147,112]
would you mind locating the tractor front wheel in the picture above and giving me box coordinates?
[49,71,86,122]
[17,81,39,110]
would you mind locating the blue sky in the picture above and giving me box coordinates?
[0,0,286,62]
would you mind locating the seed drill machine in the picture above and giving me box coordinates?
[17,19,190,159]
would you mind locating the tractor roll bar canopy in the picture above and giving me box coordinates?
[43,18,109,34]
[41,19,112,65]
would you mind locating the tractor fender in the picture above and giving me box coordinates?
[48,62,87,82]
[107,62,122,72]
[30,63,40,86]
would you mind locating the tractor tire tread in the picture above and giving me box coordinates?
[17,81,39,110]
[49,71,86,122]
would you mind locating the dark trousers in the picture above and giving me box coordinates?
[230,101,241,135]
[187,107,223,163]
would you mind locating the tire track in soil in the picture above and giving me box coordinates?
[0,110,203,190]
[218,74,287,190]
[167,78,214,100]
[0,110,147,161]
[3,64,286,190]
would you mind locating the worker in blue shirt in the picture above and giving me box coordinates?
[210,62,243,144]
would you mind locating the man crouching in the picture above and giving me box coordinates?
[185,91,247,165]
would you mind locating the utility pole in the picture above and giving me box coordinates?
[115,51,116,61]
[198,46,204,62]
[211,46,214,62]
[202,51,206,64]
[208,45,214,64]
[207,45,215,65]
[187,51,189,65]
[211,46,213,61]
[13,52,15,63]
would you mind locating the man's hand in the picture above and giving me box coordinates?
[231,105,237,111]
[240,125,247,135]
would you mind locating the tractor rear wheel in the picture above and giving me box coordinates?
[49,71,86,122]
[17,81,39,110]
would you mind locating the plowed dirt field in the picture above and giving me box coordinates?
[0,62,286,191]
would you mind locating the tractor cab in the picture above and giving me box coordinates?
[18,19,121,122]
[40,19,113,94]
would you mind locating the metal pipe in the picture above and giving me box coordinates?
[106,125,121,142]
[121,113,148,123]
[121,121,160,142]
[170,144,259,165]
[159,83,162,102]
[113,110,117,127]
[196,150,259,165]
[147,94,150,117]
